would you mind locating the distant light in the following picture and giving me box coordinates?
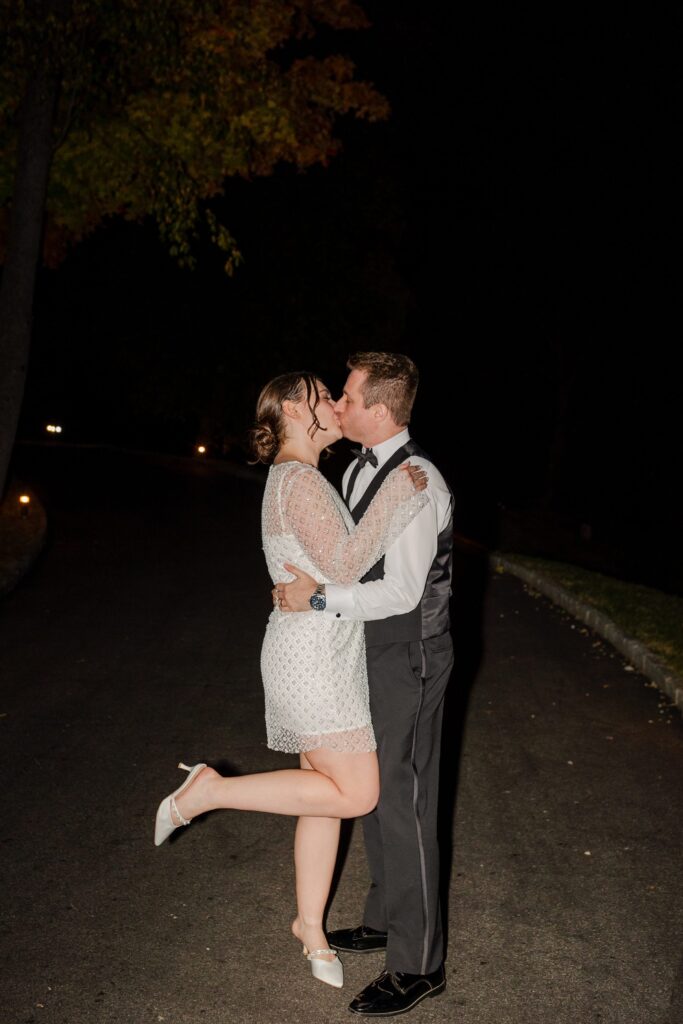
[19,494,30,518]
[19,494,30,505]
[55,425,62,433]
[45,424,63,434]
[196,445,207,455]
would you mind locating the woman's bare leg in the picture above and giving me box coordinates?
[291,752,342,959]
[167,748,378,961]
[173,747,379,823]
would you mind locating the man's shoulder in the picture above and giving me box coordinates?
[403,443,450,495]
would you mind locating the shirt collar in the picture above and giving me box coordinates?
[367,428,411,469]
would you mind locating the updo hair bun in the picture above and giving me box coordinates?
[249,370,317,464]
[249,421,280,464]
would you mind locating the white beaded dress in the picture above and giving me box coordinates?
[260,460,428,754]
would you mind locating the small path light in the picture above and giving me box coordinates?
[19,494,30,518]
[46,424,63,434]
[196,445,207,455]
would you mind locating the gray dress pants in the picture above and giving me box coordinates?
[362,632,454,975]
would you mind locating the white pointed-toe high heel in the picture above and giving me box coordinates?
[154,762,207,847]
[304,947,344,989]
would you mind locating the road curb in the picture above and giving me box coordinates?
[491,553,683,713]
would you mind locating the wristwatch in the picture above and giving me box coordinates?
[309,583,326,611]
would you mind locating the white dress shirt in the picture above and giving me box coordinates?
[325,429,453,622]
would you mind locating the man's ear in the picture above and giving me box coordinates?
[373,403,389,422]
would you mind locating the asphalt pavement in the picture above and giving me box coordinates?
[1,447,681,1024]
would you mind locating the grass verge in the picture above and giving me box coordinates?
[499,553,683,680]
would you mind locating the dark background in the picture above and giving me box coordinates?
[15,4,681,591]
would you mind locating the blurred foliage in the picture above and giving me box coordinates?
[0,478,46,593]
[0,0,388,270]
[24,138,413,455]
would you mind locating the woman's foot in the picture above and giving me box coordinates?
[290,921,329,958]
[154,763,220,846]
[171,764,219,823]
[292,917,343,988]
[291,917,336,962]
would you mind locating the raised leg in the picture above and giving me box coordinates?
[172,745,379,823]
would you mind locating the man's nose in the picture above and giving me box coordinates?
[333,397,345,414]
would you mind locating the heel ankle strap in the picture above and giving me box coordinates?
[306,949,336,960]
[170,795,191,827]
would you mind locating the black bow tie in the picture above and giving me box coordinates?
[350,447,378,468]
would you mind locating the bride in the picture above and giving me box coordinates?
[154,371,428,989]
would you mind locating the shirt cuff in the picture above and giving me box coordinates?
[324,583,355,619]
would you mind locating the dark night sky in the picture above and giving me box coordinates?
[19,4,681,585]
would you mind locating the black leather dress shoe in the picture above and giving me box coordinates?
[348,965,446,1016]
[327,925,388,954]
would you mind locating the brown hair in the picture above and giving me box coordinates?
[346,352,419,425]
[249,372,328,464]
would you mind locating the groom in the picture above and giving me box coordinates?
[278,352,454,1016]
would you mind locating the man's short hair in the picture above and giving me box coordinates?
[347,352,419,426]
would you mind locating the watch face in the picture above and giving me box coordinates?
[310,592,326,611]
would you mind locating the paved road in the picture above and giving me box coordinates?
[1,447,681,1024]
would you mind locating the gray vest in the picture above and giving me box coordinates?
[345,439,454,647]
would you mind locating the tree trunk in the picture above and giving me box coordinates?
[0,72,59,500]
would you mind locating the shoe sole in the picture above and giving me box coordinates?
[329,943,388,955]
[347,980,446,1016]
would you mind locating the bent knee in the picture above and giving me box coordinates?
[356,792,380,817]
[343,784,379,818]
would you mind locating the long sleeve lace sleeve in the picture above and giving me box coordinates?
[280,464,429,585]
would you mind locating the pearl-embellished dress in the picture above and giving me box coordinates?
[260,461,428,754]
